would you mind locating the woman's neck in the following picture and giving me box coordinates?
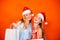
[33,23,38,30]
[24,20,29,29]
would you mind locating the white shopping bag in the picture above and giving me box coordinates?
[5,23,19,40]
[30,38,44,40]
[35,39,44,40]
[5,29,17,40]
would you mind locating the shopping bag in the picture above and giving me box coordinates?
[5,29,17,40]
[27,38,44,40]
[5,23,19,40]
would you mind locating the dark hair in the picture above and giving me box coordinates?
[39,23,45,40]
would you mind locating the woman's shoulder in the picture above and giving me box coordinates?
[16,21,22,24]
[29,23,32,26]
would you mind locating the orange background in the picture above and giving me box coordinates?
[0,0,60,40]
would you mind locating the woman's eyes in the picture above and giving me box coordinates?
[25,15,28,17]
[25,14,27,16]
[25,14,32,16]
[25,14,29,16]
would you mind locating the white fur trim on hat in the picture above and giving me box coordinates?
[22,10,31,15]
[37,13,44,21]
[45,22,48,25]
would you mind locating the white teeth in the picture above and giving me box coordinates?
[45,22,48,25]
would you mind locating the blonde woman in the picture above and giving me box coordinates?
[12,7,34,40]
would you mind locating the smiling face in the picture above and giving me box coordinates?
[32,14,42,30]
[25,14,32,21]
[34,14,42,24]
[23,13,32,22]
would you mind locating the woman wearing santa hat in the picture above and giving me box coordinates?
[12,7,34,40]
[31,12,47,40]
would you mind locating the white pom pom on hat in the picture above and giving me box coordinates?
[22,7,34,16]
[37,12,48,25]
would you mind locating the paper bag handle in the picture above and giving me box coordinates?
[10,23,17,29]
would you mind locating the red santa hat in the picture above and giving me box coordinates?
[22,7,34,16]
[37,12,48,25]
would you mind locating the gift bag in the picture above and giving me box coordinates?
[5,23,19,40]
[28,39,44,40]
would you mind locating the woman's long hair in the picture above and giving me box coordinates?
[20,18,32,23]
[39,20,45,40]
